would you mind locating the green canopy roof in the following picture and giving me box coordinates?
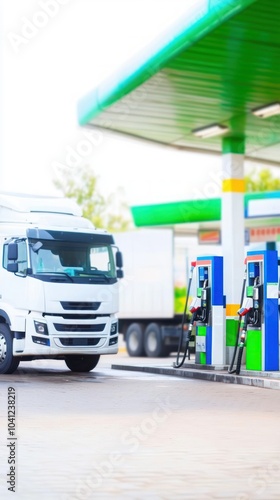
[78,0,280,165]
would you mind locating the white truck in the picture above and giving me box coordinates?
[114,228,208,358]
[0,192,123,374]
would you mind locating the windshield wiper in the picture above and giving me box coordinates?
[90,272,110,282]
[36,272,74,283]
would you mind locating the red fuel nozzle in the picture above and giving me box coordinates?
[238,297,253,316]
[189,296,201,313]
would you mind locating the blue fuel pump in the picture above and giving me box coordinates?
[174,256,224,368]
[193,256,224,366]
[234,250,279,374]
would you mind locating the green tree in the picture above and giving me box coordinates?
[245,168,280,192]
[53,165,133,232]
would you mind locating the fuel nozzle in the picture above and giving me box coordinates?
[238,297,253,317]
[189,296,201,314]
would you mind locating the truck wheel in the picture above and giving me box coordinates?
[0,324,20,374]
[126,323,146,357]
[65,354,100,372]
[144,323,169,357]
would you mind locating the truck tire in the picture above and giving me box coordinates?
[126,323,145,357]
[0,324,20,374]
[144,323,169,357]
[65,354,100,372]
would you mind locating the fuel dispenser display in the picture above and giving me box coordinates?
[235,250,279,373]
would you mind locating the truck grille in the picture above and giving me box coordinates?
[54,323,105,332]
[59,338,100,346]
[60,301,101,310]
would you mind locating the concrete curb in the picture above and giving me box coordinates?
[111,363,280,390]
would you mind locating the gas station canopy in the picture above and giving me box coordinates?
[78,0,280,165]
[77,0,280,373]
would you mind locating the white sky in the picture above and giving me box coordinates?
[0,0,277,208]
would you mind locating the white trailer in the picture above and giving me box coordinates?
[113,228,194,357]
[0,192,123,374]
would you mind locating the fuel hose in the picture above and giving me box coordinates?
[174,262,196,369]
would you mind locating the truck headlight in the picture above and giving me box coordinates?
[110,322,118,335]
[34,321,49,336]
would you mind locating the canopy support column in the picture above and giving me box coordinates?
[221,137,245,364]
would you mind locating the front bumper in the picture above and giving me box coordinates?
[13,313,119,357]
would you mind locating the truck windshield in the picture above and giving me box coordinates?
[29,238,117,282]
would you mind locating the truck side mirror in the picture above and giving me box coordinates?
[7,243,19,272]
[8,243,18,261]
[116,251,123,278]
[116,251,123,268]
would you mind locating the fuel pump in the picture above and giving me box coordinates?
[193,256,224,366]
[174,255,224,368]
[234,250,279,373]
[194,265,211,362]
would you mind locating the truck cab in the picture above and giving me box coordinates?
[0,192,123,374]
